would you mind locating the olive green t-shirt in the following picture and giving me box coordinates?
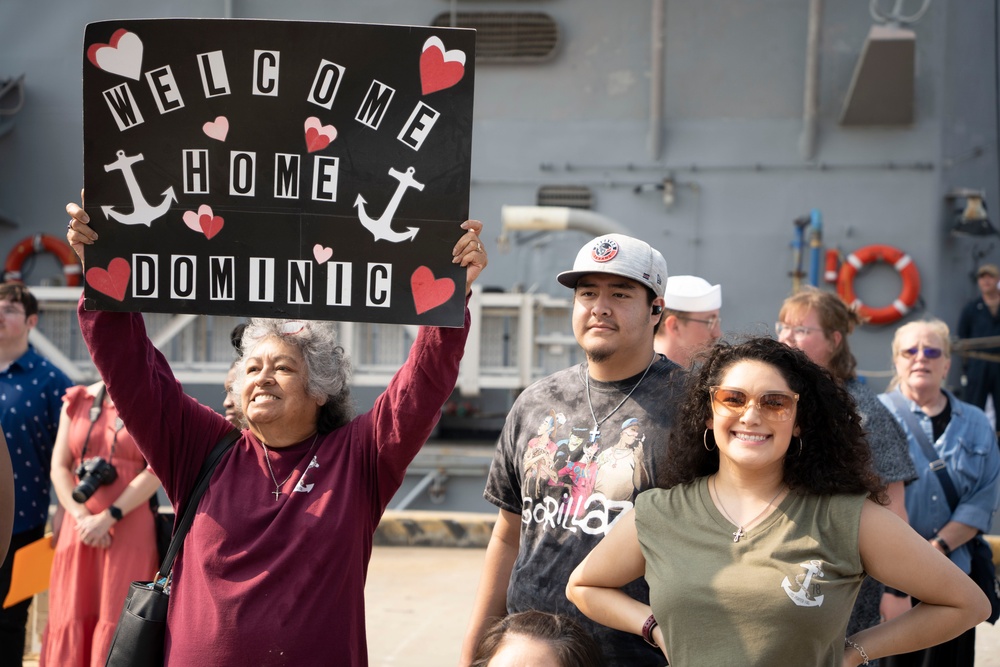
[635,479,867,667]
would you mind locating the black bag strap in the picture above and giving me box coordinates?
[155,429,240,582]
[885,390,962,512]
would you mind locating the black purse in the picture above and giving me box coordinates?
[105,429,240,666]
[885,391,1000,624]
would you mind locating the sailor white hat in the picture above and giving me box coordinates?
[663,275,721,312]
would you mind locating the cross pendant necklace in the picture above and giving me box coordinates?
[261,432,320,501]
[584,354,656,443]
[711,475,785,543]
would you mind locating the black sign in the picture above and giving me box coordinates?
[83,19,475,326]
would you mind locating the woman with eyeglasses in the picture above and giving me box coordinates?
[567,337,989,666]
[777,288,917,656]
[877,319,1000,667]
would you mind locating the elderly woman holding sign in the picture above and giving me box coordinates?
[66,201,487,665]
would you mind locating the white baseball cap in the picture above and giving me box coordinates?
[663,275,721,312]
[557,234,668,298]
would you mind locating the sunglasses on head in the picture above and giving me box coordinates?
[709,386,799,422]
[899,346,943,360]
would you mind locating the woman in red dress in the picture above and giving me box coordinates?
[40,381,160,667]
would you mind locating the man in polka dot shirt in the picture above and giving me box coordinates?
[0,282,71,665]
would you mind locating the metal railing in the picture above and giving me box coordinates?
[31,287,579,395]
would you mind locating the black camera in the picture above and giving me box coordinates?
[72,457,118,503]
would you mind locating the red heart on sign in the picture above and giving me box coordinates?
[183,205,224,240]
[304,117,337,153]
[411,266,455,315]
[86,29,143,80]
[200,213,224,240]
[86,258,131,302]
[420,36,466,95]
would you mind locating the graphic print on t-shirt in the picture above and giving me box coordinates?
[781,559,827,607]
[292,455,320,493]
[520,406,651,533]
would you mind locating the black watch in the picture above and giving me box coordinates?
[108,505,123,522]
[931,535,952,556]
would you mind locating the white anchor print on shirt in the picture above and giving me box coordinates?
[293,455,320,493]
[781,559,826,607]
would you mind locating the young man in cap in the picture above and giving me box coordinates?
[653,274,722,368]
[460,234,680,666]
[957,263,1000,424]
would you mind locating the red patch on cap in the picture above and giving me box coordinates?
[591,239,619,263]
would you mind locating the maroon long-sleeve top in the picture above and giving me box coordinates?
[79,298,469,665]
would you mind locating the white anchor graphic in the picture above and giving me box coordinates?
[293,455,320,494]
[101,150,177,227]
[353,166,423,242]
[781,559,826,607]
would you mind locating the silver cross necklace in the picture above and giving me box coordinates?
[583,353,656,443]
[261,432,320,501]
[711,475,785,542]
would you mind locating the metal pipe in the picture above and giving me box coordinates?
[649,0,665,160]
[28,330,87,383]
[808,209,823,286]
[393,470,441,510]
[151,313,199,351]
[800,0,823,159]
[500,206,630,236]
[538,159,935,173]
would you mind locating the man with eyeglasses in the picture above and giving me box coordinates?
[0,282,72,665]
[957,263,1000,425]
[653,274,722,368]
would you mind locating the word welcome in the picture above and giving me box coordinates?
[103,51,441,152]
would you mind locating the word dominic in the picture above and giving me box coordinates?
[126,253,397,307]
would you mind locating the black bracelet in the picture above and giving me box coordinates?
[108,505,123,521]
[932,535,952,556]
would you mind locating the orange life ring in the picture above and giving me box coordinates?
[836,244,920,325]
[3,234,82,286]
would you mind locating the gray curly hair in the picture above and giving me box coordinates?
[229,319,355,433]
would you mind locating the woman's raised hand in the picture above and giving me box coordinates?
[453,219,488,295]
[66,190,97,265]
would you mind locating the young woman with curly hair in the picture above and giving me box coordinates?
[568,337,989,666]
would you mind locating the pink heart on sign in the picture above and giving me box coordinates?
[411,266,455,315]
[420,36,466,95]
[313,244,333,264]
[203,116,229,141]
[86,258,131,302]
[304,117,337,153]
[182,205,224,240]
[86,29,143,80]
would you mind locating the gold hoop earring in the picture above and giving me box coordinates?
[703,428,716,451]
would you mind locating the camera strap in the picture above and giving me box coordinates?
[80,384,116,464]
